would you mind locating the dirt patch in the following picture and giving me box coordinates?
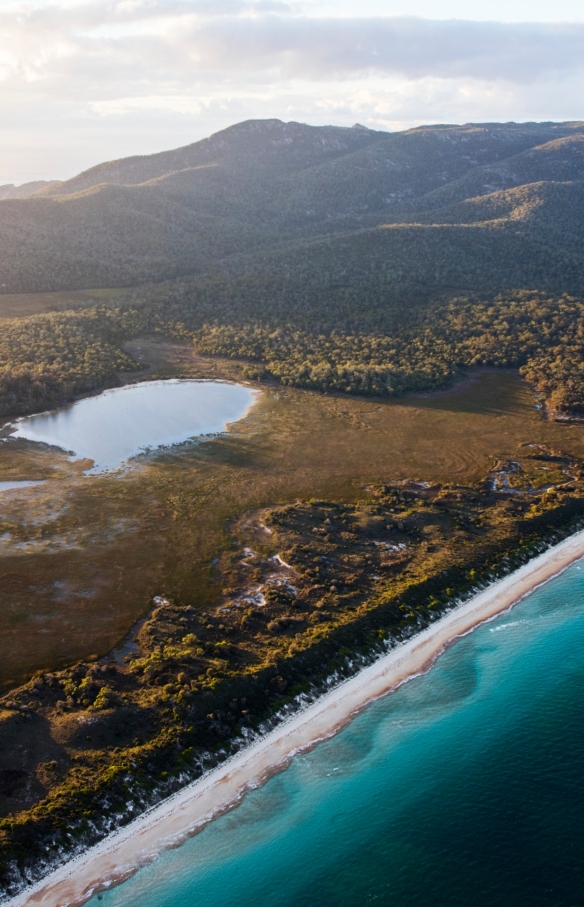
[121,338,251,384]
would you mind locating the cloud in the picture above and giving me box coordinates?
[189,17,584,83]
[1,1,584,182]
[3,5,584,88]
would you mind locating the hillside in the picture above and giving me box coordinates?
[405,133,584,214]
[1,119,584,293]
[5,117,584,900]
[0,181,57,201]
[3,118,584,419]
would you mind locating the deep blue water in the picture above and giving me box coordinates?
[90,562,584,907]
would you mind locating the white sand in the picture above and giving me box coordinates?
[12,528,584,907]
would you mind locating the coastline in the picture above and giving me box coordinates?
[11,528,584,907]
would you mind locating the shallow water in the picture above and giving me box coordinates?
[0,480,44,492]
[90,561,584,907]
[7,380,257,472]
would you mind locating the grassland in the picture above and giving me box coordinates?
[4,116,584,896]
[3,344,584,896]
[3,350,584,691]
[0,289,125,321]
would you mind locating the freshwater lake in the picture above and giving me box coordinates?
[7,380,258,472]
[0,480,44,492]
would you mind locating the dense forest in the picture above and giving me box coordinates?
[2,289,584,421]
[3,120,584,896]
[1,119,584,294]
[2,118,584,419]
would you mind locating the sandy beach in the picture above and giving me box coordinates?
[12,528,584,907]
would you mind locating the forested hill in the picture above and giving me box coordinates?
[1,118,584,293]
[3,118,584,422]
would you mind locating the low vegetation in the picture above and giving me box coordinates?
[3,288,584,421]
[1,448,584,895]
[3,118,584,897]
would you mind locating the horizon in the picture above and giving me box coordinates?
[1,0,584,185]
[4,2,584,900]
[3,113,584,189]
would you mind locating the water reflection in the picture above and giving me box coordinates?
[7,380,258,473]
[0,480,44,492]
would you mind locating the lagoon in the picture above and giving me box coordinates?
[7,380,258,473]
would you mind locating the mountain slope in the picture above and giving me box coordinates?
[0,181,277,292]
[138,178,584,334]
[0,181,58,200]
[2,118,584,294]
[406,133,584,214]
[36,120,384,198]
[3,116,584,419]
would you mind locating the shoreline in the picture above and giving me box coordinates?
[11,528,584,907]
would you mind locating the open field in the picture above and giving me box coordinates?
[2,348,584,691]
[0,288,125,321]
[4,344,584,893]
[6,119,584,899]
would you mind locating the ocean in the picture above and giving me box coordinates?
[89,560,584,907]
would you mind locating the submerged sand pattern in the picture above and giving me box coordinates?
[11,528,584,907]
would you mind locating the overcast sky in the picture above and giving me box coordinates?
[1,0,584,184]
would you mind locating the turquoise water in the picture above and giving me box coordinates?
[8,380,257,473]
[90,562,584,907]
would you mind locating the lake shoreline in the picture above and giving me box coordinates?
[11,527,584,907]
[6,379,260,474]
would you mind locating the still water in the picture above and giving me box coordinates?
[90,561,584,907]
[0,480,44,492]
[8,380,257,472]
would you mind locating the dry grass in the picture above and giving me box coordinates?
[2,345,584,690]
[0,288,125,321]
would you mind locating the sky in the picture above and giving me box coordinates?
[1,0,584,184]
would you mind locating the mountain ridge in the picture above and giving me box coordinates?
[1,118,584,295]
[3,119,584,440]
